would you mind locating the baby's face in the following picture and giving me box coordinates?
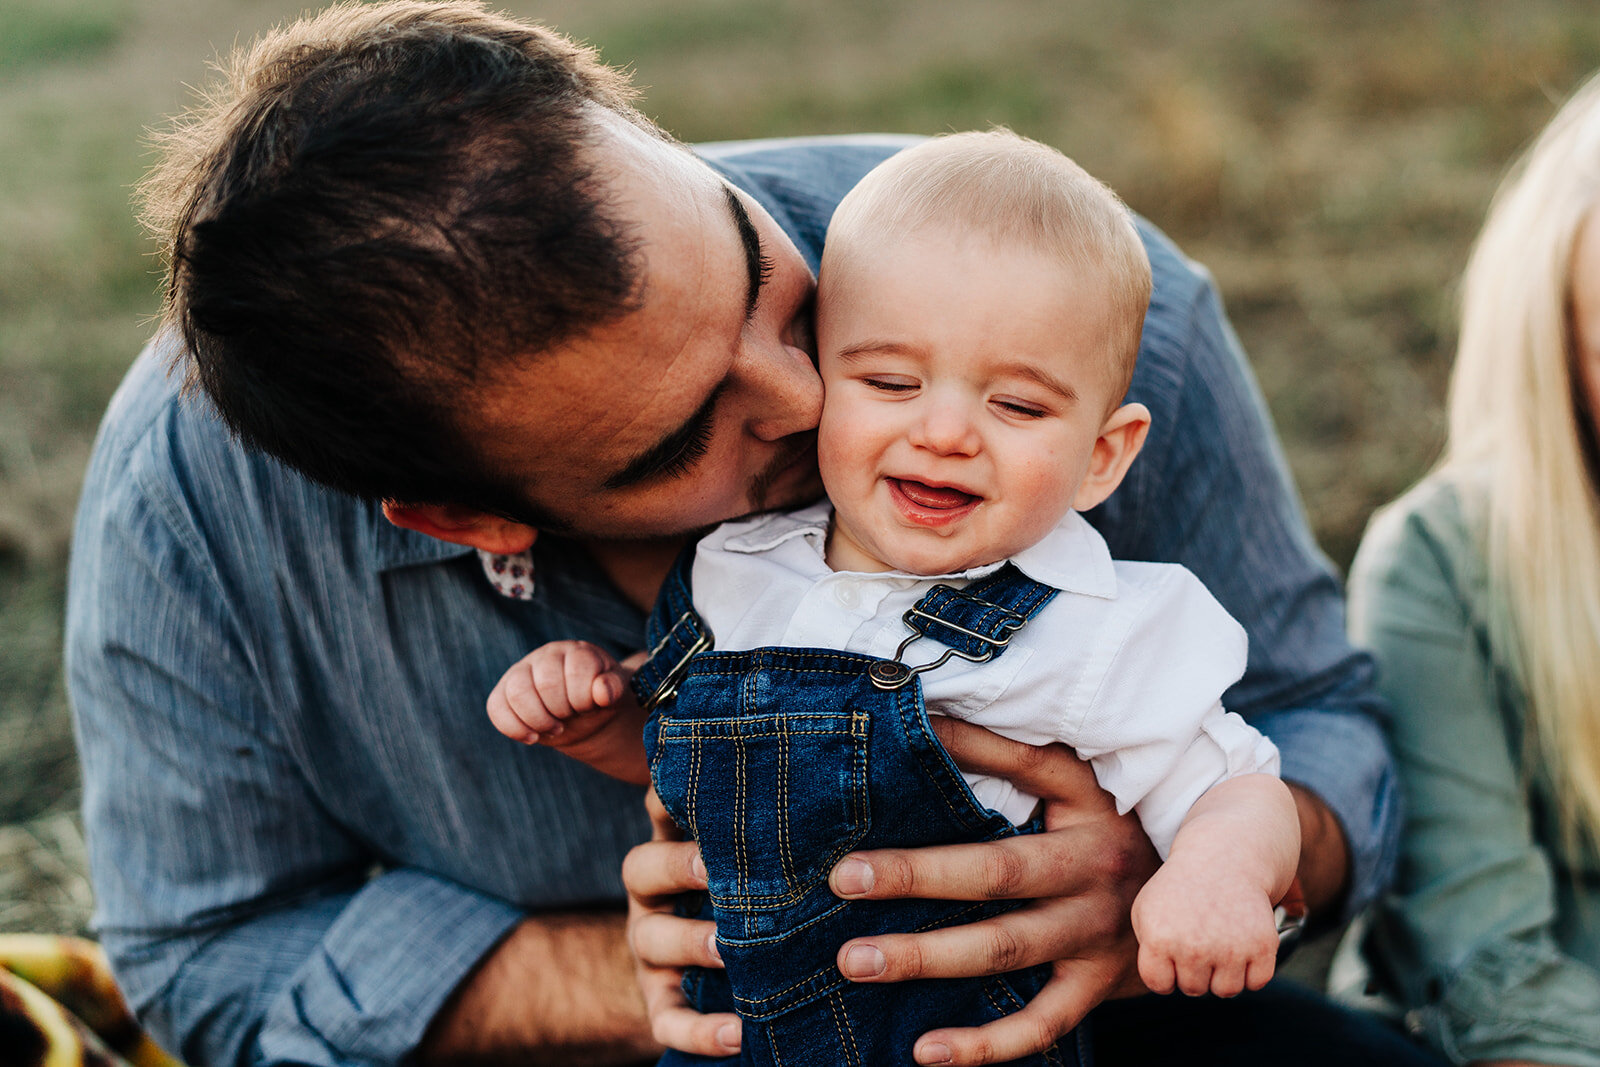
[816,223,1126,575]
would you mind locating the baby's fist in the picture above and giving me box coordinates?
[487,640,626,744]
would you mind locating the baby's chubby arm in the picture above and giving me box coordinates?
[486,641,651,786]
[1129,773,1300,997]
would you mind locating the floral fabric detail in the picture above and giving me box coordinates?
[478,549,536,601]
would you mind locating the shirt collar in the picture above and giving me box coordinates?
[721,503,1118,599]
[363,501,478,571]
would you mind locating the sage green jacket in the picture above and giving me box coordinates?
[1349,472,1600,1065]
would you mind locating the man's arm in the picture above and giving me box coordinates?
[70,540,653,1066]
[418,913,657,1065]
[66,387,650,1067]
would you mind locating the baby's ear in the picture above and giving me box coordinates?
[1072,402,1151,512]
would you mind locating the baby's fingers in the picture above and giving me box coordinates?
[1208,959,1248,999]
[487,671,548,743]
[560,642,619,713]
[1136,944,1176,995]
[1243,951,1276,993]
[529,649,580,723]
[591,670,627,708]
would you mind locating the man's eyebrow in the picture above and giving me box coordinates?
[723,185,768,322]
[602,378,728,490]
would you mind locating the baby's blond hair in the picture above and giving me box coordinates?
[823,129,1151,399]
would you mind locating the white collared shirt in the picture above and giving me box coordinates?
[690,502,1277,857]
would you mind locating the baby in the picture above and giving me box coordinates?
[488,131,1300,1065]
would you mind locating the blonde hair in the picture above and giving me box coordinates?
[822,129,1152,399]
[1445,70,1600,848]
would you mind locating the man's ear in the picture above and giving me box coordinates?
[381,501,538,555]
[1072,402,1152,512]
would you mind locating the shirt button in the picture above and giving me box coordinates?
[835,584,861,609]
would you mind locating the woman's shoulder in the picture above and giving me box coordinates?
[1355,467,1487,578]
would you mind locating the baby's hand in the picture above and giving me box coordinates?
[487,640,631,747]
[1130,856,1281,998]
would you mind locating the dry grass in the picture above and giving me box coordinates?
[4,0,1599,933]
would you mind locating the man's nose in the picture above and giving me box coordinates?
[743,341,823,441]
[912,396,981,456]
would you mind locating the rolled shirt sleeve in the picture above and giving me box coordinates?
[1348,476,1600,1065]
[67,347,649,1066]
[111,873,522,1067]
[69,421,521,1067]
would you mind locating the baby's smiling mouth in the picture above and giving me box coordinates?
[889,478,980,510]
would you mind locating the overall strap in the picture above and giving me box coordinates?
[868,564,1059,691]
[907,564,1059,656]
[633,546,714,713]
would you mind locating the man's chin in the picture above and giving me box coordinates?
[747,436,823,516]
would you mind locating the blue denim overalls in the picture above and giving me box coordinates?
[636,553,1090,1067]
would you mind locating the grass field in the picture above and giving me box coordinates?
[4,0,1599,934]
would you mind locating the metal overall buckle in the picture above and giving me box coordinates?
[867,587,1027,691]
[639,610,714,712]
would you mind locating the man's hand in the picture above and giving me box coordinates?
[622,789,743,1059]
[621,722,1353,1067]
[823,718,1157,1066]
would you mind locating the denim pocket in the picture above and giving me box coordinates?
[653,656,873,910]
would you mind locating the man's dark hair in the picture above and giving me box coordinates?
[141,0,655,526]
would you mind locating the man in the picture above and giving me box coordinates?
[67,3,1414,1065]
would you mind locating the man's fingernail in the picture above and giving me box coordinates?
[525,733,540,745]
[841,944,885,978]
[716,1023,741,1051]
[546,722,563,736]
[706,932,722,962]
[917,1042,953,1065]
[834,859,874,896]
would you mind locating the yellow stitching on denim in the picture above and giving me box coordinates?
[661,727,858,738]
[734,674,750,897]
[827,990,862,1067]
[897,900,998,937]
[703,730,871,910]
[685,728,701,839]
[778,713,795,891]
[731,973,849,1019]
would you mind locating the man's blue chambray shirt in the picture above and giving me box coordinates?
[66,136,1398,1067]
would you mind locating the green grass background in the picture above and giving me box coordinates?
[4,0,1599,932]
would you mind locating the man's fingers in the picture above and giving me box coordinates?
[644,787,684,840]
[831,831,1096,903]
[928,719,1097,800]
[628,910,722,970]
[910,964,1103,1066]
[639,964,742,1059]
[622,839,704,900]
[837,898,1111,982]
